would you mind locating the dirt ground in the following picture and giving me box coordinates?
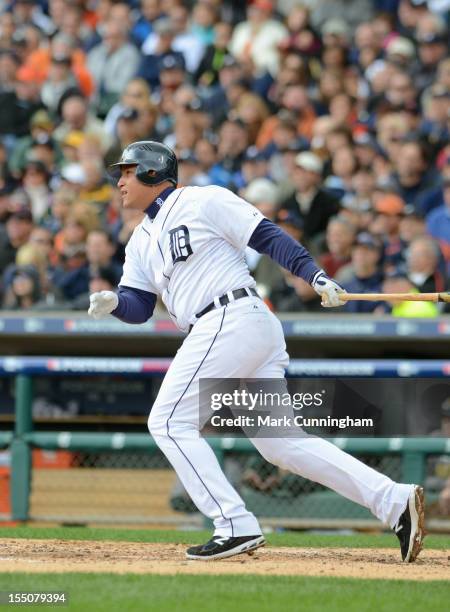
[0,539,448,580]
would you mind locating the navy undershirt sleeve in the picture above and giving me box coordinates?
[111,285,157,324]
[248,218,321,284]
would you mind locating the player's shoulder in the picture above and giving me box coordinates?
[177,184,227,198]
[186,184,242,204]
[201,184,237,198]
[173,185,221,199]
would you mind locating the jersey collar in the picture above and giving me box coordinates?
[144,186,176,220]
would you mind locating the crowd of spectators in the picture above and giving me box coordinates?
[0,0,449,316]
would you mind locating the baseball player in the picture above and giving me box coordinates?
[89,141,425,562]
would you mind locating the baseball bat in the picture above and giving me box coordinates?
[339,292,450,303]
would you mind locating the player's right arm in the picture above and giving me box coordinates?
[88,228,158,323]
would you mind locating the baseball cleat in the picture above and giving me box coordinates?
[186,534,265,560]
[393,485,425,562]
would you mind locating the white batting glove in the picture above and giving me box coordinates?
[311,271,346,308]
[88,291,119,319]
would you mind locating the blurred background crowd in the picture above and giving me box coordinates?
[0,0,449,316]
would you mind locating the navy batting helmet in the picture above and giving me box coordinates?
[108,141,178,186]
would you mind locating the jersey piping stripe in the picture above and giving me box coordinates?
[160,187,186,231]
[141,225,171,288]
[156,241,170,282]
[165,305,234,536]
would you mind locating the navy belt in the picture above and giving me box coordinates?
[189,287,259,332]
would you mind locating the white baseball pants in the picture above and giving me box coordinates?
[148,296,412,536]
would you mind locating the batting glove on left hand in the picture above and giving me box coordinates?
[88,291,119,319]
[311,271,346,308]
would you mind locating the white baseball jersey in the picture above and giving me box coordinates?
[119,185,264,332]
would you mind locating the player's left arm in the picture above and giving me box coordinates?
[248,218,346,307]
[201,187,345,307]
